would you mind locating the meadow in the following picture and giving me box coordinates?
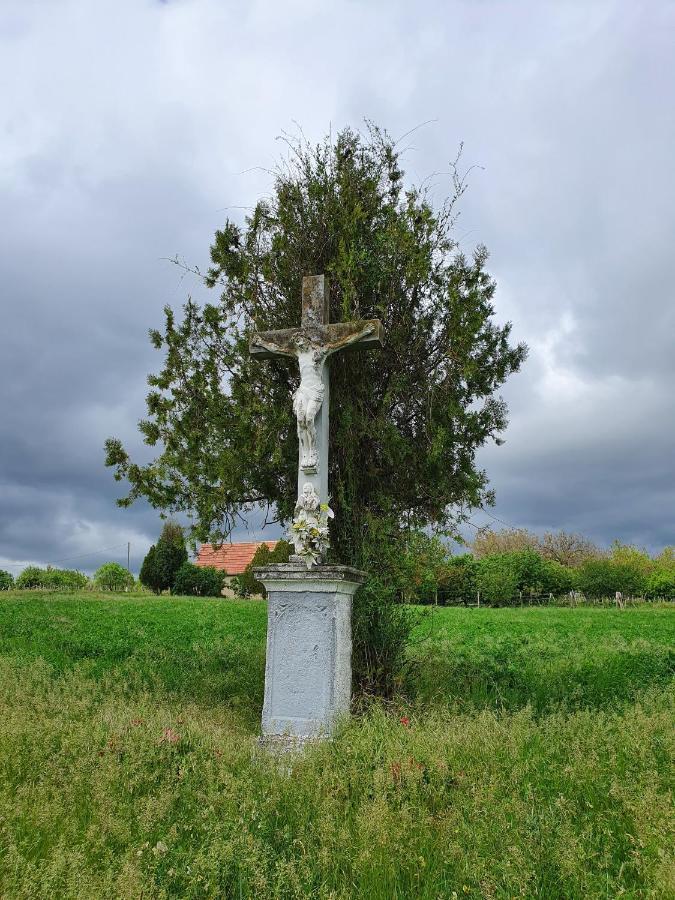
[0,592,672,898]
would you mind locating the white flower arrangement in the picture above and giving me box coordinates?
[290,501,334,568]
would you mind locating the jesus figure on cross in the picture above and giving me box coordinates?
[250,275,383,565]
[250,275,382,476]
[255,323,375,471]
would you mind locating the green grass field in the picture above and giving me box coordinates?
[0,593,672,898]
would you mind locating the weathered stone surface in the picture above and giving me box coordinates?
[254,564,366,740]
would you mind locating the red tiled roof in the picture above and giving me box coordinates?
[195,541,279,575]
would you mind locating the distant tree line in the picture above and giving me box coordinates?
[3,525,672,605]
[395,528,675,605]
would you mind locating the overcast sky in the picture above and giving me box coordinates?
[1,0,673,576]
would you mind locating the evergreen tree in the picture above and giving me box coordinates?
[106,125,526,690]
[139,523,188,594]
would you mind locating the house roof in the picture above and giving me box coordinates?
[195,541,279,575]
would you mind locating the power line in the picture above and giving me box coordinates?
[1,542,130,570]
[478,507,520,530]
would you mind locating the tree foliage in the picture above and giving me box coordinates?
[0,570,14,591]
[236,540,293,598]
[471,527,539,559]
[104,125,526,691]
[471,527,600,567]
[173,563,225,597]
[94,562,134,592]
[139,522,188,594]
[15,567,88,590]
[105,125,526,563]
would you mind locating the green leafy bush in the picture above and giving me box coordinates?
[0,570,14,591]
[94,562,134,592]
[577,559,647,598]
[15,567,88,590]
[173,563,225,597]
[474,550,578,604]
[645,569,675,600]
[537,559,577,596]
[439,555,478,605]
[139,522,188,594]
[476,564,519,605]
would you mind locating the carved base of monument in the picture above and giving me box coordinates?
[253,562,366,749]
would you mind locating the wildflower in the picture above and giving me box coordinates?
[400,716,410,727]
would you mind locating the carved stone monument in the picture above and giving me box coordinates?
[250,275,383,746]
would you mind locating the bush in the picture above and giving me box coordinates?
[15,566,88,590]
[139,522,188,594]
[352,521,422,697]
[645,569,675,600]
[476,564,519,605]
[236,540,293,598]
[0,570,14,591]
[173,563,225,597]
[474,550,578,604]
[537,559,577,596]
[352,575,418,697]
[439,554,478,605]
[94,562,134,592]
[577,559,647,599]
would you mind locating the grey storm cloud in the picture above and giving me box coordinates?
[1,0,673,575]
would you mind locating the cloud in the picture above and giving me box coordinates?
[1,0,673,576]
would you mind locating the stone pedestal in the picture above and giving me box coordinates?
[253,562,366,746]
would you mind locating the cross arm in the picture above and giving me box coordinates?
[249,328,302,360]
[323,320,384,355]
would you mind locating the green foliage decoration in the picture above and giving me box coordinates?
[94,562,134,592]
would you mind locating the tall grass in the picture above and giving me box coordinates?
[0,593,672,898]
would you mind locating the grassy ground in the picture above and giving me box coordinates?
[0,592,672,898]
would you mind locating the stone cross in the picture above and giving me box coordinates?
[250,275,382,744]
[250,274,383,518]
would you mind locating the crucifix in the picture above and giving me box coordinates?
[250,275,383,563]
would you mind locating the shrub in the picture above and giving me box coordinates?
[577,559,647,598]
[609,542,656,577]
[0,570,14,591]
[15,566,88,590]
[236,540,293,598]
[352,518,422,697]
[140,522,188,594]
[439,554,478,605]
[173,563,225,597]
[645,570,675,600]
[94,562,134,592]
[397,532,451,603]
[476,564,518,605]
[537,559,577,596]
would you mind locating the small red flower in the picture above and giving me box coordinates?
[400,716,410,727]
